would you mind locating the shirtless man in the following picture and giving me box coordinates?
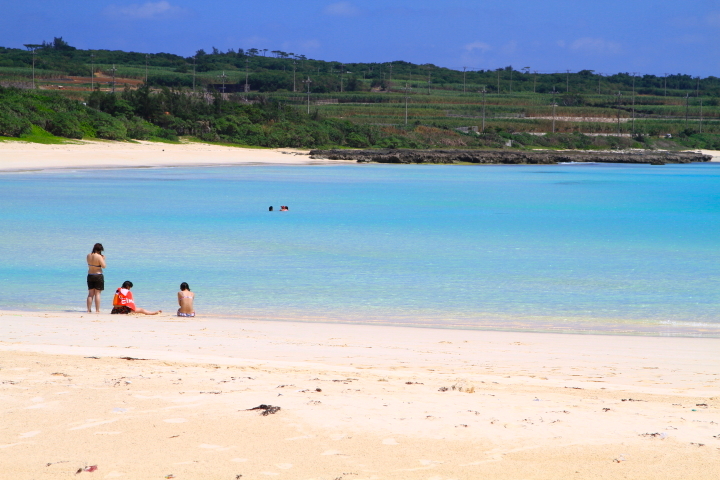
[86,243,106,313]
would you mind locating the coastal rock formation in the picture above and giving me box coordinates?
[309,149,711,165]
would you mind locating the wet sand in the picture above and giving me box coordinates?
[1,310,718,479]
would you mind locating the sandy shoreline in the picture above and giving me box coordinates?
[0,140,352,172]
[1,140,718,173]
[1,310,718,479]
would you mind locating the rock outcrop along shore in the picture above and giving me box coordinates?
[309,149,711,165]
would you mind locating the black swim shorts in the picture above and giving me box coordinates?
[87,274,104,291]
[111,306,132,314]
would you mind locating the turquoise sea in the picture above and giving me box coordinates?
[1,162,719,337]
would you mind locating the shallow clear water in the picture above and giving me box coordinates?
[1,162,719,336]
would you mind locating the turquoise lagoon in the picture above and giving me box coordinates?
[1,162,719,336]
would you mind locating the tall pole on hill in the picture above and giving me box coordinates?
[90,54,95,90]
[110,64,117,93]
[341,63,345,92]
[145,54,149,83]
[616,92,622,135]
[192,56,196,92]
[218,71,228,95]
[664,73,668,96]
[685,93,689,127]
[481,87,487,133]
[566,70,570,93]
[551,88,557,133]
[463,67,467,93]
[303,76,312,114]
[245,58,250,92]
[631,73,637,134]
[32,49,36,89]
[292,60,297,92]
[699,98,703,133]
[533,70,538,93]
[509,68,513,94]
[426,66,431,95]
[403,82,411,125]
[497,70,500,94]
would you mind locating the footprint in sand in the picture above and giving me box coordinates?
[163,418,187,423]
[382,438,398,445]
[19,431,40,438]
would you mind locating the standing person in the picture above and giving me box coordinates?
[177,282,195,317]
[111,281,162,315]
[86,243,106,313]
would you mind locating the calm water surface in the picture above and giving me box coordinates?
[1,162,719,336]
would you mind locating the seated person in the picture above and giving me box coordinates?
[111,280,161,315]
[177,282,195,317]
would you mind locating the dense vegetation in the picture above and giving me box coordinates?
[2,38,720,150]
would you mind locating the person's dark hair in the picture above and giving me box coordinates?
[180,282,190,291]
[121,280,133,289]
[92,243,104,254]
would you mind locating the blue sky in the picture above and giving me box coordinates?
[2,0,719,76]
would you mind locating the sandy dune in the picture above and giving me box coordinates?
[1,311,718,479]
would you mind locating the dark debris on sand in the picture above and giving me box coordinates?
[246,404,281,416]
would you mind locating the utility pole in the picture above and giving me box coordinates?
[696,77,700,97]
[427,66,431,95]
[340,63,345,92]
[685,93,689,127]
[110,64,117,93]
[597,73,601,94]
[533,70,538,93]
[90,53,95,90]
[699,97,703,133]
[145,54,149,83]
[497,70,500,94]
[566,70,570,93]
[631,73,637,134]
[616,92,622,135]
[292,60,298,92]
[302,76,312,114]
[509,68,513,94]
[463,66,467,93]
[403,82,411,125]
[664,73,668,96]
[244,58,250,92]
[31,49,36,89]
[481,87,487,133]
[218,71,228,95]
[192,56,196,92]
[551,88,558,133]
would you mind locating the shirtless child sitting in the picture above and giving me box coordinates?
[177,282,195,317]
[111,281,161,315]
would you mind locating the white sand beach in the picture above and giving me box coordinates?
[1,310,718,479]
[0,140,348,172]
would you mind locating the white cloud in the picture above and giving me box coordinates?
[104,1,185,19]
[464,41,491,53]
[301,40,321,50]
[324,1,360,17]
[570,37,621,55]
